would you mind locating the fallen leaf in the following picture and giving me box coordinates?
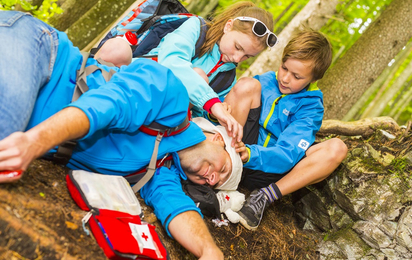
[66,221,79,230]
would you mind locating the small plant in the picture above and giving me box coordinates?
[389,158,411,188]
[0,0,63,24]
[389,158,408,174]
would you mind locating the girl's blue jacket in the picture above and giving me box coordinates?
[147,17,237,113]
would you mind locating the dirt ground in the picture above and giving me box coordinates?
[0,126,410,260]
[0,159,320,260]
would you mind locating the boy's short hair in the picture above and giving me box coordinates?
[282,29,332,81]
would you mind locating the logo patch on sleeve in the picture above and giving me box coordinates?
[298,139,310,150]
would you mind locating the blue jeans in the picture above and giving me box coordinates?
[0,11,59,139]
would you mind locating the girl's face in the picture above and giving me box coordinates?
[219,19,265,63]
[277,58,316,94]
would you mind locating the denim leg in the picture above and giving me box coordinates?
[0,11,59,139]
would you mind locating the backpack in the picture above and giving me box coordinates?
[93,0,236,94]
[181,179,220,218]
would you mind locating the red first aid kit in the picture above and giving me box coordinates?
[66,170,169,260]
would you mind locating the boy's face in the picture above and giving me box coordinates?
[277,58,316,94]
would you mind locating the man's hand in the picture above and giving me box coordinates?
[0,132,40,171]
[0,107,90,173]
[210,102,243,146]
[235,141,249,163]
[169,211,223,260]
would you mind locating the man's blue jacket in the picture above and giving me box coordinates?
[243,71,324,174]
[26,30,204,237]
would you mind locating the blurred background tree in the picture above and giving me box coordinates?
[0,0,63,24]
[1,0,411,124]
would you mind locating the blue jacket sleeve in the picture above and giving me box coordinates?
[68,59,189,139]
[140,165,202,238]
[244,99,324,173]
[154,17,218,109]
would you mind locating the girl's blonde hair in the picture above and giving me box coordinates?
[199,1,273,58]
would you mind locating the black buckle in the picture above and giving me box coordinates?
[53,140,77,165]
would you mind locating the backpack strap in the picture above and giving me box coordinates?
[131,131,164,193]
[193,17,208,60]
[71,51,91,102]
[209,68,237,94]
[54,52,117,165]
[130,116,190,193]
[53,51,92,165]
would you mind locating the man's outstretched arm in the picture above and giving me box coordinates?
[0,107,89,171]
[169,211,223,260]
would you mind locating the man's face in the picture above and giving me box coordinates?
[277,58,316,94]
[178,133,232,187]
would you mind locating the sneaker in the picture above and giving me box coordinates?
[238,190,269,230]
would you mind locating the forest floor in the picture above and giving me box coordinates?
[0,126,411,260]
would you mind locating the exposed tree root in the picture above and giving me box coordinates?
[318,116,401,137]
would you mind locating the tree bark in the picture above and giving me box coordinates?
[343,41,412,121]
[391,80,412,122]
[65,0,140,50]
[49,0,100,30]
[319,0,412,120]
[319,117,400,137]
[186,0,219,19]
[241,0,340,78]
[362,59,412,119]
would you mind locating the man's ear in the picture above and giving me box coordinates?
[204,132,225,146]
[223,19,234,34]
[212,132,224,143]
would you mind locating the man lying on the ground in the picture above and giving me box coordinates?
[0,11,244,260]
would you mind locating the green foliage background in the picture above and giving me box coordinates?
[0,0,62,24]
[1,0,410,124]
[213,0,411,125]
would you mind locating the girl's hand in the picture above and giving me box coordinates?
[210,103,243,146]
[235,141,249,163]
[221,102,232,114]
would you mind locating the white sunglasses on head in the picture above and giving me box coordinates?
[233,16,278,48]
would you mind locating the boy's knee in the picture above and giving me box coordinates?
[232,77,261,97]
[327,138,348,163]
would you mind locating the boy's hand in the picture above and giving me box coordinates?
[235,141,249,163]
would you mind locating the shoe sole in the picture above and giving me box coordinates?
[0,170,23,183]
[238,215,258,231]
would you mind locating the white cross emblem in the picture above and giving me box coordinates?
[298,139,310,150]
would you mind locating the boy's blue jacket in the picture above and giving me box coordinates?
[243,71,324,174]
[147,17,237,113]
[26,30,204,237]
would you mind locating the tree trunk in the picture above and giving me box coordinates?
[49,0,100,30]
[186,0,219,19]
[241,0,340,78]
[392,80,412,121]
[319,117,400,138]
[65,0,140,50]
[343,41,412,121]
[319,0,412,120]
[365,60,412,118]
